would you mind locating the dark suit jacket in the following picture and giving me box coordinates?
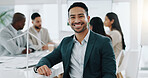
[36,31,116,78]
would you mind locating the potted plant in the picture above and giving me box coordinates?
[0,9,13,29]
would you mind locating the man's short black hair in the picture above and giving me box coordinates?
[12,12,25,24]
[31,12,40,20]
[68,2,88,16]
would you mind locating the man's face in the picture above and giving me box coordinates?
[32,17,42,29]
[68,7,90,33]
[18,18,25,30]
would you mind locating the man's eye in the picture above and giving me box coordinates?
[71,17,75,18]
[79,16,84,18]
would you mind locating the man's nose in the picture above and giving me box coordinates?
[75,17,81,23]
[39,22,41,25]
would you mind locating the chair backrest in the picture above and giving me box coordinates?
[116,50,124,74]
[117,50,129,73]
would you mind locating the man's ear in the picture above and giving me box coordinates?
[32,20,34,24]
[68,18,70,25]
[87,16,90,22]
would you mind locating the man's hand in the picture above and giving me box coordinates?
[37,65,52,76]
[22,48,31,54]
[42,45,48,50]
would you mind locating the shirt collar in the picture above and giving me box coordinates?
[73,29,90,43]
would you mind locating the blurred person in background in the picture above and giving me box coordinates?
[104,12,126,78]
[0,12,35,56]
[89,17,112,40]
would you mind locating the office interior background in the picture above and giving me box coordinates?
[0,0,148,78]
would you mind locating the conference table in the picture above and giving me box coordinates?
[0,51,63,78]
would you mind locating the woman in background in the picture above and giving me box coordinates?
[104,12,126,78]
[89,17,111,40]
[104,12,126,59]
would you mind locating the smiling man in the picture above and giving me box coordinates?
[35,2,116,78]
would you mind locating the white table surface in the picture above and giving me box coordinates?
[0,51,63,78]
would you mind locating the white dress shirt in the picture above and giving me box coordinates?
[69,30,90,78]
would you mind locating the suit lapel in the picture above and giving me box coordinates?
[65,37,74,69]
[64,32,97,71]
[84,31,96,68]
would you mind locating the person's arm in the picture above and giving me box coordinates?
[36,65,52,76]
[101,38,116,78]
[31,44,42,51]
[0,32,26,55]
[35,39,64,76]
[28,41,36,52]
[28,33,41,51]
[45,29,57,49]
[110,30,122,47]
[22,48,31,54]
[42,45,48,50]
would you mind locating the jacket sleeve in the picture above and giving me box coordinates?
[101,38,116,78]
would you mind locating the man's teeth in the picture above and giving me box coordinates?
[75,25,81,26]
